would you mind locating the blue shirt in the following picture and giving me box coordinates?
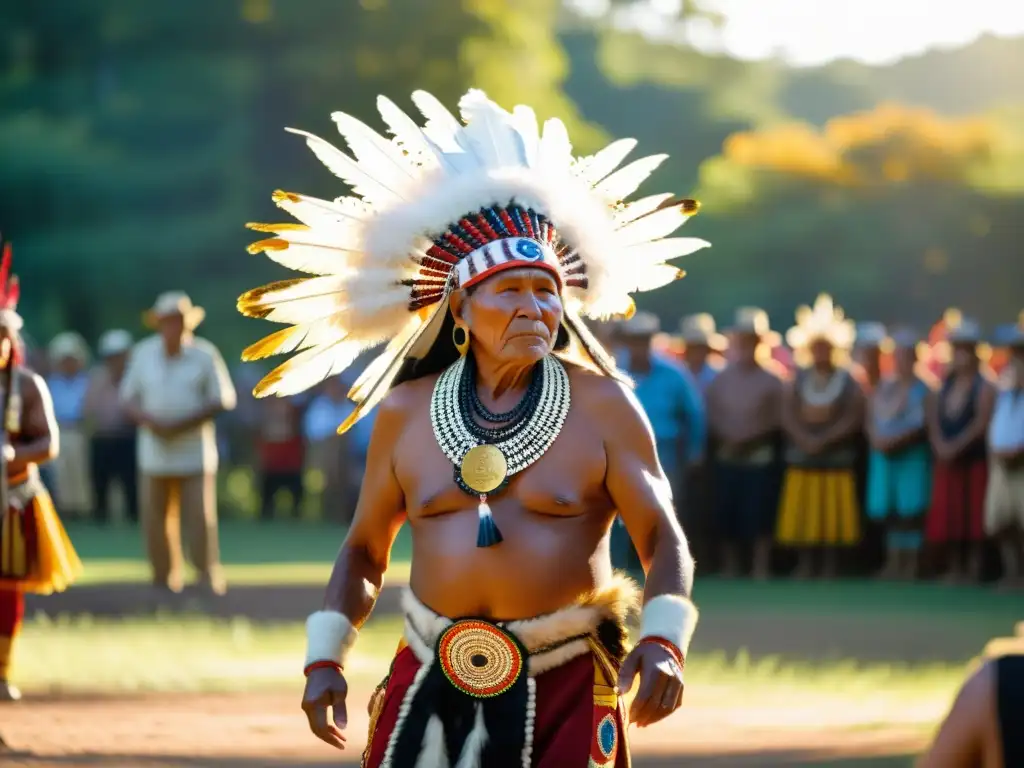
[47,372,91,425]
[302,395,376,458]
[990,387,1024,453]
[622,353,706,473]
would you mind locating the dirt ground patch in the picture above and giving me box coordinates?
[0,689,926,767]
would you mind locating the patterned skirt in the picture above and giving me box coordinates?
[362,580,637,768]
[0,470,83,594]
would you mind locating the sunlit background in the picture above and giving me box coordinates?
[2,2,1023,766]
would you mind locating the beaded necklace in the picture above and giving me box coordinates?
[431,354,571,547]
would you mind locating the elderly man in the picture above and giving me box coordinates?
[241,89,705,766]
[83,329,138,524]
[46,332,93,519]
[120,292,236,594]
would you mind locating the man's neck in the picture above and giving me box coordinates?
[473,354,535,404]
[162,336,185,357]
[812,362,835,377]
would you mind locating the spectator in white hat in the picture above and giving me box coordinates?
[119,291,237,595]
[45,331,93,518]
[83,329,138,524]
[678,313,726,394]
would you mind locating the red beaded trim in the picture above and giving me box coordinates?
[639,636,685,671]
[304,660,342,677]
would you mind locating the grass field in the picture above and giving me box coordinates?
[8,520,1022,766]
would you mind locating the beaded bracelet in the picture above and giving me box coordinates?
[304,660,342,677]
[639,636,686,671]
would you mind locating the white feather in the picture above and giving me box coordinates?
[286,128,405,206]
[625,264,684,293]
[376,95,445,172]
[537,118,573,172]
[621,237,711,264]
[575,138,637,186]
[257,338,366,398]
[613,193,674,226]
[615,205,693,246]
[410,90,480,173]
[594,154,668,202]
[255,242,354,276]
[458,89,526,169]
[331,111,419,194]
[272,192,371,230]
[454,704,487,768]
[242,315,349,360]
[511,105,540,168]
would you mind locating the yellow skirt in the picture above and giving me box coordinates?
[776,467,861,546]
[0,490,83,595]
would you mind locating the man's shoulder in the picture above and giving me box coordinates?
[131,334,163,357]
[568,365,642,418]
[188,336,224,361]
[380,372,440,416]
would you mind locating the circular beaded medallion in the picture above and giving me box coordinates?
[437,620,524,699]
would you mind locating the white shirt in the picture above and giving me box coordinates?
[120,335,237,476]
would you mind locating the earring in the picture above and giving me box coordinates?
[453,323,470,357]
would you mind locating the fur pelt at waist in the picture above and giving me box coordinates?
[401,574,640,676]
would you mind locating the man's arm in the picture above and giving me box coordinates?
[733,374,784,447]
[118,345,151,428]
[166,345,238,434]
[926,387,949,457]
[819,383,866,449]
[917,660,992,767]
[598,379,694,727]
[301,390,408,750]
[781,380,817,452]
[9,373,60,466]
[321,396,406,625]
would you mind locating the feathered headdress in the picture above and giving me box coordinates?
[0,237,22,332]
[785,294,855,351]
[239,89,710,432]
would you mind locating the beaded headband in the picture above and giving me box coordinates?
[239,88,710,432]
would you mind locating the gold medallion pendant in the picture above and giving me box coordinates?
[459,444,508,494]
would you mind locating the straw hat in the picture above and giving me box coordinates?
[725,307,781,347]
[854,322,888,349]
[97,328,133,357]
[48,331,90,364]
[143,291,206,330]
[785,293,856,350]
[617,310,661,338]
[678,313,726,351]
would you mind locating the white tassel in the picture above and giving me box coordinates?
[454,704,488,768]
[415,714,449,768]
[476,495,503,548]
[521,677,537,768]
[380,660,433,768]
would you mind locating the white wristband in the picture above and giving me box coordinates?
[639,594,699,658]
[305,610,358,668]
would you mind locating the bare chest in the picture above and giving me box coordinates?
[395,405,610,519]
[710,370,775,422]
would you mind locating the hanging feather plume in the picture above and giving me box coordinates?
[240,87,710,434]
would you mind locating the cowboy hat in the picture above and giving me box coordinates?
[678,313,726,351]
[143,291,206,331]
[785,293,856,350]
[725,307,781,347]
[98,328,133,357]
[617,310,661,338]
[48,331,90,364]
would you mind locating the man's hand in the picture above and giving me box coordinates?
[301,666,349,750]
[935,440,957,462]
[2,443,14,463]
[616,641,685,728]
